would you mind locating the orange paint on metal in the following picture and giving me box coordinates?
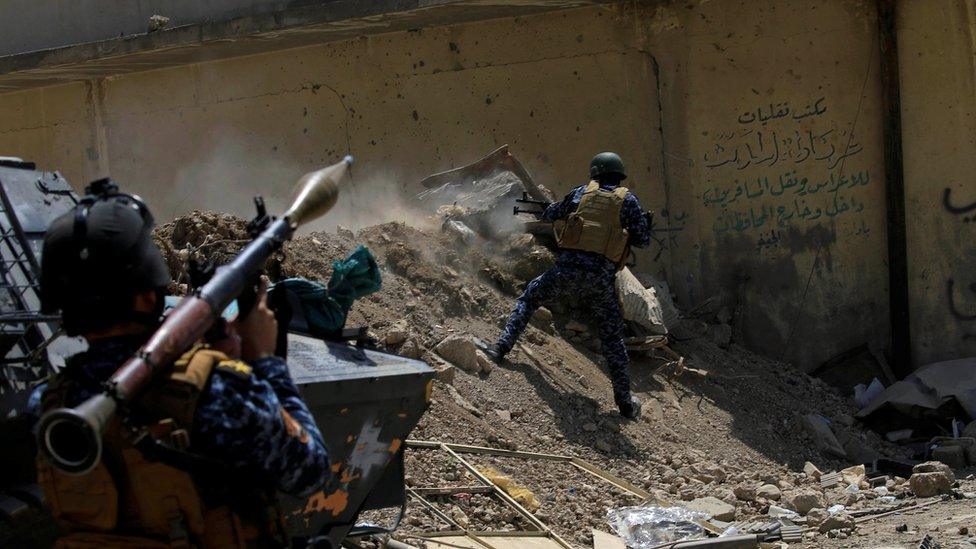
[300,489,349,517]
[331,461,343,473]
[346,435,355,443]
[339,468,362,483]
[389,438,402,454]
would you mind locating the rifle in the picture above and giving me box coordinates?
[37,156,354,474]
[512,192,550,217]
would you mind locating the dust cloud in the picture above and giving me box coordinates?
[165,132,432,233]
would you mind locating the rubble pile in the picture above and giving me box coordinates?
[155,211,963,548]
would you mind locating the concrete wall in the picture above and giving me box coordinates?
[0,0,302,56]
[645,0,890,369]
[898,0,976,365]
[2,0,958,371]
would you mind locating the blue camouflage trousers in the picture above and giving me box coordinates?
[496,265,632,404]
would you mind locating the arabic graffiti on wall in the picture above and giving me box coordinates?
[648,208,688,262]
[706,168,870,234]
[702,96,871,246]
[944,187,976,324]
[703,98,863,172]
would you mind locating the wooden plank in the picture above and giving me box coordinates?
[424,535,565,548]
[413,486,494,496]
[570,458,655,500]
[407,440,570,462]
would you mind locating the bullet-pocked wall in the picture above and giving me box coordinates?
[898,0,976,365]
[0,2,899,371]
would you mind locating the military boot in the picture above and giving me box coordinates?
[616,395,642,419]
[477,340,506,364]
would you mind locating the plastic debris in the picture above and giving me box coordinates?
[827,504,846,515]
[607,506,707,547]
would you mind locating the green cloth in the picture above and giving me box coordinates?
[272,245,381,333]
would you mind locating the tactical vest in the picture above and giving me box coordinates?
[554,181,630,264]
[36,346,286,549]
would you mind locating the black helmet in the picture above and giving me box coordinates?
[40,178,171,335]
[590,152,627,181]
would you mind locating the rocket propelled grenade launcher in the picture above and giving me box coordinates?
[37,156,354,475]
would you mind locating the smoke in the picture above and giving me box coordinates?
[164,131,434,232]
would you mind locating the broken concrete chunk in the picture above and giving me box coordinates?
[790,491,825,516]
[818,512,855,533]
[909,462,955,497]
[615,267,668,335]
[839,465,866,487]
[435,334,482,373]
[803,461,822,480]
[909,472,953,497]
[801,414,847,459]
[932,445,967,470]
[733,483,759,502]
[684,496,736,521]
[930,436,976,466]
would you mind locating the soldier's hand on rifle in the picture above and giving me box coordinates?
[235,277,278,362]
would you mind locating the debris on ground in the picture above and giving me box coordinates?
[152,173,972,547]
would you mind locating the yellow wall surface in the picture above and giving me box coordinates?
[898,0,976,365]
[645,0,890,369]
[0,1,909,371]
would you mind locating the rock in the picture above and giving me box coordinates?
[684,496,736,521]
[791,491,825,515]
[801,414,847,459]
[963,420,976,440]
[399,338,424,359]
[932,445,967,470]
[679,487,697,501]
[818,512,855,533]
[803,461,823,480]
[446,385,481,417]
[383,320,410,345]
[913,461,955,477]
[806,507,827,526]
[435,334,481,373]
[564,320,588,333]
[475,350,494,374]
[530,307,555,334]
[910,461,955,497]
[694,464,727,483]
[756,484,782,501]
[733,483,758,502]
[595,440,613,453]
[840,465,866,486]
[423,353,456,383]
[708,323,732,348]
[581,422,598,433]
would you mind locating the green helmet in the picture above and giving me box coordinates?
[589,152,627,181]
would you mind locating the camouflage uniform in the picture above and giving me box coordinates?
[29,334,329,497]
[496,182,651,408]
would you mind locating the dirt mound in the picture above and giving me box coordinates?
[154,211,903,547]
